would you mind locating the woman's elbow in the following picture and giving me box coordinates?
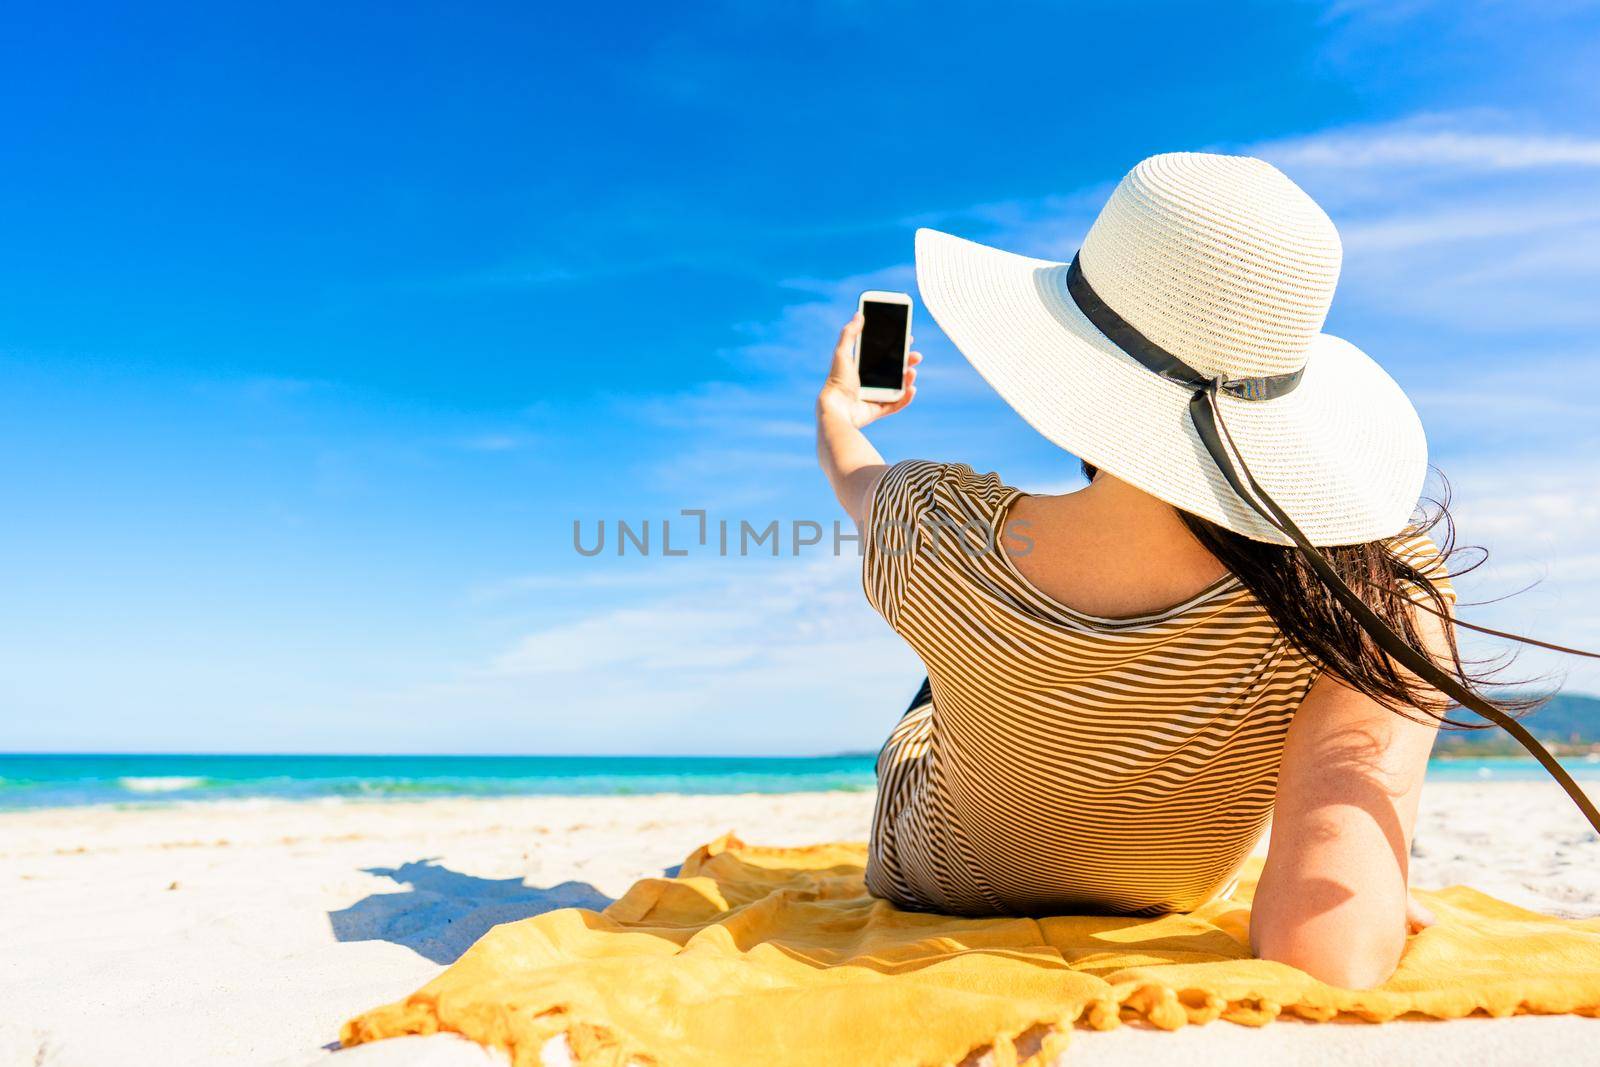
[1252,918,1404,989]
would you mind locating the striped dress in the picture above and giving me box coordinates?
[861,460,1451,917]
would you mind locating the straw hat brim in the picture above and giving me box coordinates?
[914,228,1428,546]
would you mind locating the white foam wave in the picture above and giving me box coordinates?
[118,776,206,793]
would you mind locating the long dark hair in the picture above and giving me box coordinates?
[1079,460,1534,726]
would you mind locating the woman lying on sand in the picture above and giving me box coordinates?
[814,152,1584,989]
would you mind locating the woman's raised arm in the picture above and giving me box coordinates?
[815,314,920,528]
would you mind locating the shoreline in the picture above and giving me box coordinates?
[2,753,1597,815]
[3,783,1597,1065]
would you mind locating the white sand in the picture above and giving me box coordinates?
[2,781,1597,1067]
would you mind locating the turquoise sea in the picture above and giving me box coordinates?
[0,753,1596,811]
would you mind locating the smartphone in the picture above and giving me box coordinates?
[855,291,913,402]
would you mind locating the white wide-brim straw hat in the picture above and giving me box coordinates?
[915,152,1427,547]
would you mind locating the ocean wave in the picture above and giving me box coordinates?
[342,779,470,797]
[117,776,210,793]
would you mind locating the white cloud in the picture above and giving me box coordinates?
[491,554,878,677]
[1333,200,1600,254]
[1233,114,1600,333]
[1440,453,1600,693]
[457,432,528,452]
[1319,0,1448,23]
[1410,353,1600,444]
[1260,124,1600,172]
[430,553,925,753]
[723,263,915,376]
[494,604,769,674]
[470,565,730,602]
[615,380,814,439]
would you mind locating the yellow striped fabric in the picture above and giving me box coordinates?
[862,460,1452,918]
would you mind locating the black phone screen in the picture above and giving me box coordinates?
[858,301,908,389]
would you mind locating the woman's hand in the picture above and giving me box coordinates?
[1406,892,1437,934]
[816,313,922,428]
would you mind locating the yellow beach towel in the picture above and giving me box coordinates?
[343,834,1600,1066]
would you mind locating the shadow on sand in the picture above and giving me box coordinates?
[329,859,614,964]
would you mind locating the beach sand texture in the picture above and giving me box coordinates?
[2,782,1598,1066]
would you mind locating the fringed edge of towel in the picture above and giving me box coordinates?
[340,997,662,1067]
[338,998,1078,1067]
[340,982,1600,1067]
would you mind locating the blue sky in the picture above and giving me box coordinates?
[3,1,1600,753]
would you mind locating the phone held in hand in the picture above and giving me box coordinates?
[855,290,913,402]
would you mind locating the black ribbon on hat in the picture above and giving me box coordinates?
[1065,253,1600,834]
[1066,255,1305,402]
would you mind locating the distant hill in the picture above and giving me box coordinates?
[1435,692,1600,755]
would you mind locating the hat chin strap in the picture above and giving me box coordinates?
[1066,254,1600,836]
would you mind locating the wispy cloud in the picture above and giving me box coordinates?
[435,554,923,753]
[723,264,915,376]
[469,565,731,603]
[1332,199,1600,254]
[616,380,814,439]
[1319,0,1600,28]
[1260,121,1600,171]
[1232,114,1600,333]
[456,432,534,452]
[193,374,331,405]
[1441,452,1600,690]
